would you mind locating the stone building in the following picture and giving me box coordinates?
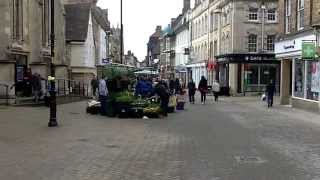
[65,3,96,85]
[188,0,210,87]
[213,0,280,95]
[172,0,191,87]
[124,50,138,67]
[147,26,162,68]
[275,0,320,111]
[109,26,121,64]
[0,0,67,97]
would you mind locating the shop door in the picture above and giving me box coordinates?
[14,55,28,96]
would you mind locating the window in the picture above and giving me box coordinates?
[306,61,320,101]
[248,34,257,52]
[205,15,208,34]
[214,13,218,30]
[297,0,304,30]
[210,12,214,32]
[267,35,275,51]
[13,0,23,40]
[285,0,291,33]
[249,8,258,21]
[267,9,276,22]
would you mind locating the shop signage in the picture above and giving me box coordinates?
[302,42,316,60]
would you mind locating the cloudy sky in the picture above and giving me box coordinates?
[97,0,194,62]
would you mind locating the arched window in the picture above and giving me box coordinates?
[205,15,208,34]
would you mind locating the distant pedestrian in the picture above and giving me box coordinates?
[266,80,275,108]
[212,80,220,102]
[91,75,99,98]
[187,79,196,104]
[31,73,42,103]
[169,78,175,94]
[155,81,170,117]
[174,78,181,94]
[198,76,208,104]
[98,77,109,115]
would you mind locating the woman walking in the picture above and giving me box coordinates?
[198,76,208,104]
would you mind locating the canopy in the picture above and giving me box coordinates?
[134,70,159,75]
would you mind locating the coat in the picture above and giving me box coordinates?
[198,79,208,93]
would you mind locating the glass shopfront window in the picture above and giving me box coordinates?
[294,59,305,98]
[306,61,320,101]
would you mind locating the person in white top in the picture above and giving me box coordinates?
[212,80,220,102]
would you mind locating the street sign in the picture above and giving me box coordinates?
[302,42,316,60]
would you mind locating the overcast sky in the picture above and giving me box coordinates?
[97,0,195,62]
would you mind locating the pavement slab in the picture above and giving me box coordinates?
[0,96,320,179]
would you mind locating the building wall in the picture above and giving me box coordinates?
[0,0,68,96]
[70,13,96,72]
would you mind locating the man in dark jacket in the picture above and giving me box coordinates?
[31,73,42,103]
[187,79,196,104]
[155,81,170,116]
[198,76,208,104]
[266,80,276,108]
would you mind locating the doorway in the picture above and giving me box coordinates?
[280,60,292,105]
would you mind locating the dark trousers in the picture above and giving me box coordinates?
[214,92,219,101]
[267,94,274,107]
[160,98,169,116]
[99,95,107,115]
[189,94,195,103]
[201,92,206,102]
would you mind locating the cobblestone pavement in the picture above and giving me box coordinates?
[1,96,320,180]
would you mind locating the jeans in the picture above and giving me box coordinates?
[267,94,274,107]
[99,95,108,115]
[160,98,169,116]
[201,92,206,103]
[214,92,219,101]
[189,94,195,103]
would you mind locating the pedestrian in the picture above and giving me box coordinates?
[91,75,99,98]
[23,68,33,97]
[212,80,220,102]
[266,80,275,108]
[31,73,42,103]
[169,78,175,94]
[98,76,109,115]
[187,79,196,104]
[155,80,170,117]
[174,78,181,94]
[198,76,208,104]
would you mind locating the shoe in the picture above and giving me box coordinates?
[201,102,204,105]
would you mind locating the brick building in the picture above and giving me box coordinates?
[275,0,320,112]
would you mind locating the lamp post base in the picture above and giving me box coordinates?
[48,120,58,127]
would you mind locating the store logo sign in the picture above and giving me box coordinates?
[302,42,316,60]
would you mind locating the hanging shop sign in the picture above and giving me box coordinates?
[302,42,316,60]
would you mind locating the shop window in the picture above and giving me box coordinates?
[306,61,320,101]
[294,59,305,98]
[245,65,259,84]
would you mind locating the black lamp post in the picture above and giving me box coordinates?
[120,0,124,64]
[48,0,58,127]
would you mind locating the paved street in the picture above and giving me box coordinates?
[1,96,320,179]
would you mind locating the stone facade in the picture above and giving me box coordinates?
[0,0,68,97]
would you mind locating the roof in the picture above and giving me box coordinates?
[92,7,110,31]
[65,3,92,42]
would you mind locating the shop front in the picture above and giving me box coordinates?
[186,61,207,87]
[216,53,280,96]
[275,32,320,112]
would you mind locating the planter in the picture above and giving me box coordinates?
[128,107,144,118]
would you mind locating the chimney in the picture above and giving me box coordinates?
[156,26,162,32]
[183,0,190,13]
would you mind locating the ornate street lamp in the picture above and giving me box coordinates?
[48,0,58,127]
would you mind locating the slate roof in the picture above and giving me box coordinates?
[65,3,92,42]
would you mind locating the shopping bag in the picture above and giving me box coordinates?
[261,94,266,101]
[169,95,177,107]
